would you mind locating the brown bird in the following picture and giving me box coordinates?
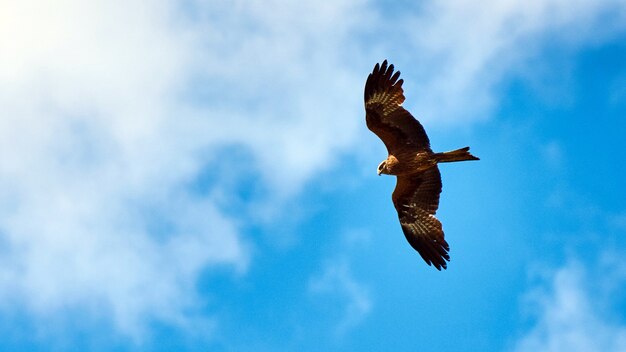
[364,60,479,270]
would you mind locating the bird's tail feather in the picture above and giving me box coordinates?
[434,147,479,163]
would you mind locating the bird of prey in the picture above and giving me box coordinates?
[364,60,479,270]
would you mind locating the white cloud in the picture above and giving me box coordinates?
[183,0,372,196]
[0,0,219,337]
[513,257,626,352]
[400,0,626,125]
[0,0,371,339]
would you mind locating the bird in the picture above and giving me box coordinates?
[364,60,479,270]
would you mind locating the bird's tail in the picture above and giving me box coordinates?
[434,147,479,163]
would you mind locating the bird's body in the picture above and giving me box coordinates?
[364,60,478,270]
[379,151,434,175]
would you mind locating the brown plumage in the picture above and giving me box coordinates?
[364,60,479,270]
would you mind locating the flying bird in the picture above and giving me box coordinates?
[364,60,479,270]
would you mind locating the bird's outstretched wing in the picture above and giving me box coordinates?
[364,60,431,154]
[392,167,449,270]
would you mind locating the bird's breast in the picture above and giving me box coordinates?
[389,152,435,175]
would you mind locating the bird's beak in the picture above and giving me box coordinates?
[377,161,385,176]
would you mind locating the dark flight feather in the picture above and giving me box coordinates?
[364,60,431,154]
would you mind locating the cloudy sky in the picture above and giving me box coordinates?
[1,0,626,351]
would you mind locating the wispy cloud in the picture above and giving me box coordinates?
[309,259,372,336]
[541,141,564,171]
[308,230,373,336]
[513,256,626,352]
[399,0,626,125]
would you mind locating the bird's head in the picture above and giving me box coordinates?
[377,160,387,176]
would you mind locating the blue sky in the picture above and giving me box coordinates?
[1,0,626,351]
